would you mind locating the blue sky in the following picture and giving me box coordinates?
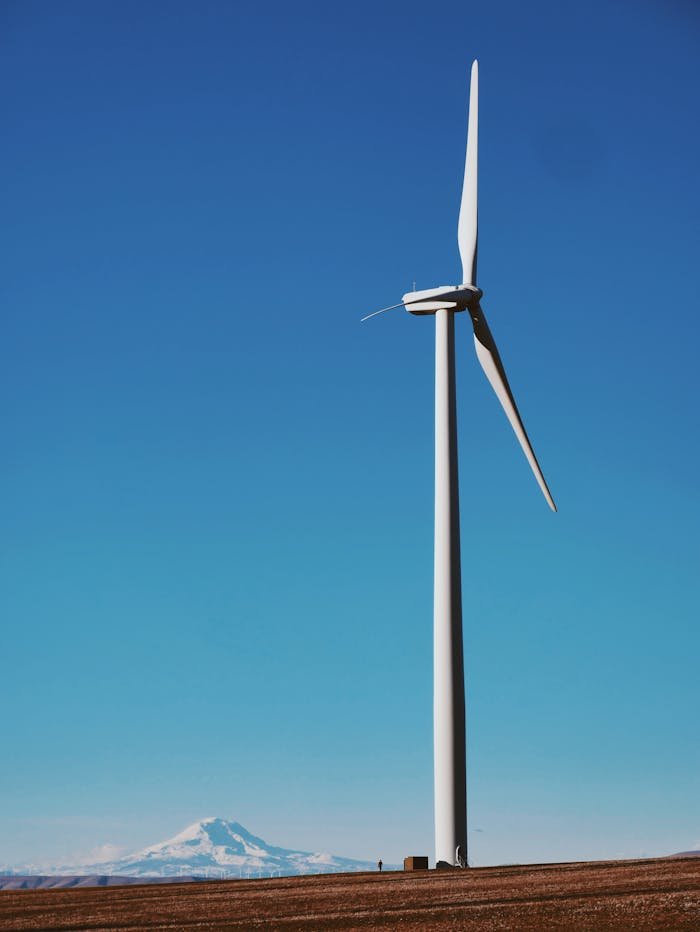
[1,0,698,867]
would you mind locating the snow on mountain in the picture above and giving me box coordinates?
[17,818,379,879]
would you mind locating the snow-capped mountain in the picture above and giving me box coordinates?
[11,819,379,879]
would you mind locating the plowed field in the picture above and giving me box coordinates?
[1,856,698,930]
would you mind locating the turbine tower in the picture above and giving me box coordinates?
[364,61,556,869]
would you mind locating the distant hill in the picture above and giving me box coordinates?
[0,875,203,890]
[670,850,700,858]
[3,818,381,881]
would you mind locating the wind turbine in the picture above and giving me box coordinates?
[364,60,556,869]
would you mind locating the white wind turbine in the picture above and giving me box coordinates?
[364,60,556,869]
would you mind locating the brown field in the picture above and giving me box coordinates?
[0,857,698,930]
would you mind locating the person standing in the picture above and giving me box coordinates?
[377,859,383,872]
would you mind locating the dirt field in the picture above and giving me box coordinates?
[0,856,698,930]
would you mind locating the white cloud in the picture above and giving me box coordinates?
[84,843,128,864]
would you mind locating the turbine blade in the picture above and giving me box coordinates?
[458,60,478,287]
[470,303,557,511]
[360,302,405,322]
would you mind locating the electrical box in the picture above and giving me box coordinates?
[403,856,429,871]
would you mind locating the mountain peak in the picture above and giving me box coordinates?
[163,818,266,852]
[15,818,379,880]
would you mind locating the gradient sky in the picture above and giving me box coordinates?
[1,0,699,868]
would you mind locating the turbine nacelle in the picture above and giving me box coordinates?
[402,284,483,316]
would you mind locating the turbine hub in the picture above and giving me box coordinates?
[403,284,482,316]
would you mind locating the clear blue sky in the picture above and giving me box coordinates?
[1,0,698,868]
